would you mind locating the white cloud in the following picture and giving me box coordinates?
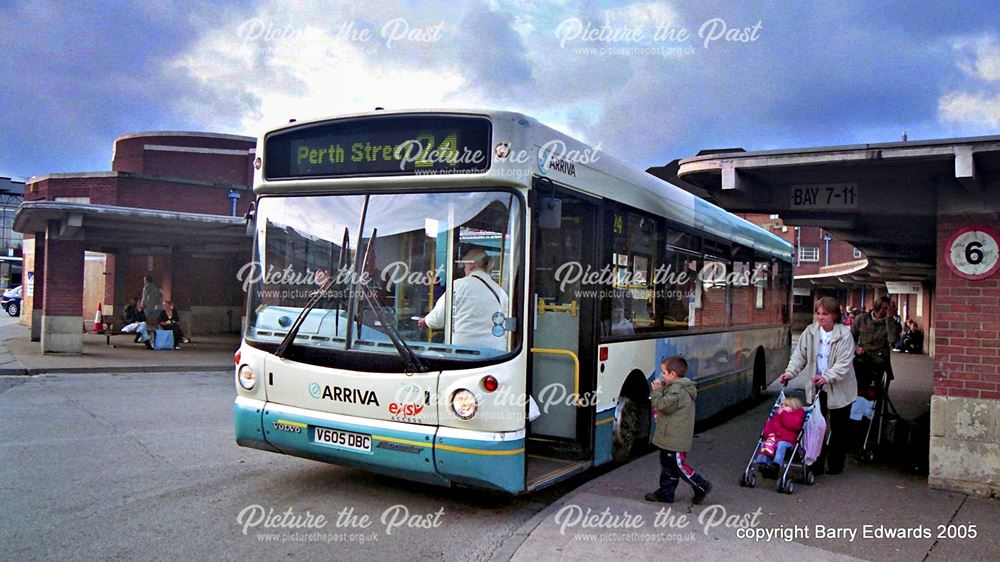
[613,2,681,28]
[165,0,627,151]
[167,3,475,134]
[953,35,1000,81]
[939,91,1000,127]
[939,34,1000,128]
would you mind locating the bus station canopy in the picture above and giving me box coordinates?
[13,201,248,254]
[648,135,1000,284]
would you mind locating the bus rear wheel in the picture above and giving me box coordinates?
[613,396,642,462]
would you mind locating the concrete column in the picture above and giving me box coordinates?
[41,223,85,354]
[30,230,45,342]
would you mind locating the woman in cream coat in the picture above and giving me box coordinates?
[779,296,857,475]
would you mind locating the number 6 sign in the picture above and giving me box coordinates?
[945,226,1000,280]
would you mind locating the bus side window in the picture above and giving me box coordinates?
[661,241,699,330]
[602,208,662,336]
[698,239,730,328]
[730,245,755,326]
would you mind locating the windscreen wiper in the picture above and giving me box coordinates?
[334,227,351,337]
[344,195,370,349]
[274,227,350,359]
[354,230,428,374]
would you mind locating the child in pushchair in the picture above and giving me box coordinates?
[754,396,805,468]
[740,386,824,494]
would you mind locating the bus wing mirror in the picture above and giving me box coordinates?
[244,201,256,237]
[538,197,562,229]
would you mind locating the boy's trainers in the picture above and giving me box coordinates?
[692,481,712,505]
[644,492,673,503]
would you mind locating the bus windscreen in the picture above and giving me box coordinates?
[264,115,492,179]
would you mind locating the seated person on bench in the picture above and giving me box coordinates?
[123,298,146,342]
[159,301,191,346]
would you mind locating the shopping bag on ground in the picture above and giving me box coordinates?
[152,329,174,350]
[803,405,827,466]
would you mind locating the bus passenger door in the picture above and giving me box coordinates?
[527,188,597,474]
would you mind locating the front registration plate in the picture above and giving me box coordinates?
[314,427,372,453]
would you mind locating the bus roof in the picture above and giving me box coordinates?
[255,108,793,261]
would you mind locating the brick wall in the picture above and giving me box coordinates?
[827,239,859,264]
[112,133,254,183]
[933,214,1000,400]
[116,176,253,216]
[42,234,84,316]
[142,151,250,185]
[26,175,255,217]
[124,254,173,304]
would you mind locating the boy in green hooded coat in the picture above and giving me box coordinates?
[645,355,712,504]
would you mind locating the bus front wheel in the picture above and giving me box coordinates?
[613,396,643,462]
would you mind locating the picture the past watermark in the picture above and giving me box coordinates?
[552,504,981,544]
[237,504,445,543]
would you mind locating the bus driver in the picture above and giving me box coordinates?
[418,248,509,351]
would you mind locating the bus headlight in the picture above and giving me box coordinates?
[238,365,256,390]
[451,389,478,420]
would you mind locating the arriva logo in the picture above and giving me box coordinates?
[308,382,322,398]
[535,140,599,178]
[308,382,380,406]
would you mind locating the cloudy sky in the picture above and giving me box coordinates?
[1,0,998,181]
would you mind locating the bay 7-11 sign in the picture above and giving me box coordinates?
[790,183,858,210]
[945,226,1000,280]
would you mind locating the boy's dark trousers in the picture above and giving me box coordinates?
[654,449,710,501]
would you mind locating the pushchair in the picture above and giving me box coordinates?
[855,369,900,463]
[739,385,824,494]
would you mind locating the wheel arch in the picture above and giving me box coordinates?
[612,368,653,461]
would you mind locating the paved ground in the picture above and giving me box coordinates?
[0,315,237,374]
[506,352,999,562]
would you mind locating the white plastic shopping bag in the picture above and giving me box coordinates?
[803,403,828,466]
[527,396,541,421]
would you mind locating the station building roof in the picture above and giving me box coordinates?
[648,135,1000,283]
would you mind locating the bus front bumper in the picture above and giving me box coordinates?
[234,397,525,493]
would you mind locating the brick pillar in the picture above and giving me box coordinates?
[929,213,1000,497]
[114,253,129,324]
[40,223,85,354]
[103,253,116,319]
[30,231,45,342]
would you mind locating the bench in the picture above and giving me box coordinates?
[103,322,143,347]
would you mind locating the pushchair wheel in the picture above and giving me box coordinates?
[739,472,748,487]
[860,450,875,463]
[805,471,816,485]
[777,476,794,494]
[746,473,757,488]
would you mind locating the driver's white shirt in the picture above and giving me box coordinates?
[425,270,508,351]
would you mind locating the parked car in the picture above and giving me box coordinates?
[2,285,22,317]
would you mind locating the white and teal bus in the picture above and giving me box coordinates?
[234,109,793,494]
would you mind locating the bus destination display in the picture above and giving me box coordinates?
[264,115,492,179]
